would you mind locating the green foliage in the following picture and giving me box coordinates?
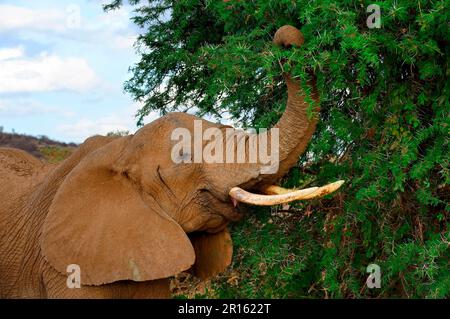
[106,0,449,298]
[38,146,74,163]
[212,208,326,298]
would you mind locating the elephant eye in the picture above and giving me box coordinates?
[173,149,192,163]
[197,188,210,195]
[196,187,215,201]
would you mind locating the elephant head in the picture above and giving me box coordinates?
[40,25,343,287]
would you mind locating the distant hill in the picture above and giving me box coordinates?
[0,130,77,163]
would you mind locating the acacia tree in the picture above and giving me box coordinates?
[105,0,449,298]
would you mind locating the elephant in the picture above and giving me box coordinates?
[0,25,343,298]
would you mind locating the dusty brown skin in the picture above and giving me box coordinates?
[0,26,324,298]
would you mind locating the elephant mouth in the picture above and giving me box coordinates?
[229,180,345,206]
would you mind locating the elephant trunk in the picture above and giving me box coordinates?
[228,26,344,206]
[270,74,319,180]
[259,25,320,185]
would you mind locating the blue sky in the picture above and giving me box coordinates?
[0,0,160,143]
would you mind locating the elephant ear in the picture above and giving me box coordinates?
[41,137,195,286]
[189,228,233,280]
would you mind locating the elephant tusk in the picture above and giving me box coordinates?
[229,180,345,206]
[261,185,302,195]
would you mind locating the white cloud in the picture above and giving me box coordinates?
[0,5,66,32]
[112,34,138,50]
[0,4,137,51]
[78,5,138,51]
[58,115,132,139]
[0,3,143,143]
[0,97,75,117]
[0,46,25,61]
[56,102,159,142]
[0,49,100,93]
[89,5,130,32]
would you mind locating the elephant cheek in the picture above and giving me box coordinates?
[178,212,210,233]
[201,214,228,233]
[179,213,227,233]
